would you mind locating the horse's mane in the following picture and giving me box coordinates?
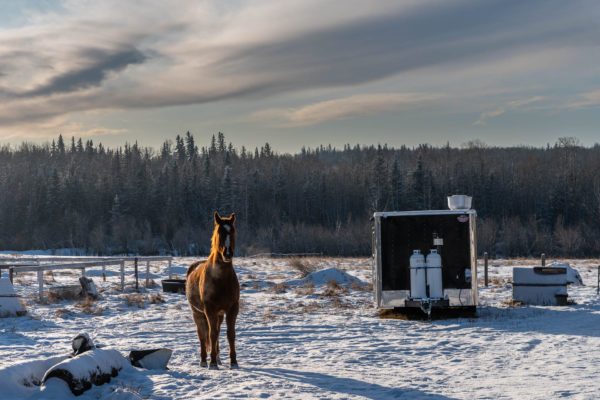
[210,224,220,255]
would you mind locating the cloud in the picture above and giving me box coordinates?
[20,47,146,97]
[474,96,546,125]
[507,96,546,108]
[473,108,505,126]
[253,93,443,127]
[0,115,128,141]
[564,89,600,109]
[0,0,598,135]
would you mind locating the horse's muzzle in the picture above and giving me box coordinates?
[223,248,234,262]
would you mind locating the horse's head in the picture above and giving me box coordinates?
[213,211,236,262]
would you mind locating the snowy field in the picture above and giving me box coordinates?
[1,256,600,399]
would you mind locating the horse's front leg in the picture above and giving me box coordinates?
[216,313,224,365]
[226,302,239,368]
[192,311,209,367]
[206,309,220,369]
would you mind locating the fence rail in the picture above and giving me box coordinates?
[246,252,323,258]
[1,256,173,300]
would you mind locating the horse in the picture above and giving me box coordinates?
[186,212,240,369]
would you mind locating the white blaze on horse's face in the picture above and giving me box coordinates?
[220,223,235,262]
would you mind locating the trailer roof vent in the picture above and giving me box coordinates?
[447,195,472,210]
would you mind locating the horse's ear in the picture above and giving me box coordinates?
[230,213,236,224]
[214,211,222,225]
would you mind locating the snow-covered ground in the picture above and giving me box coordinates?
[1,256,599,399]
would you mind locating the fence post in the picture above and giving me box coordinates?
[134,257,139,290]
[145,260,150,288]
[37,269,44,301]
[541,253,546,266]
[168,259,172,279]
[484,252,489,287]
[9,267,14,284]
[102,264,106,282]
[120,261,125,291]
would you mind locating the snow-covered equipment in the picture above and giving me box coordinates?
[513,266,569,306]
[409,250,426,299]
[447,195,472,210]
[41,349,127,396]
[542,262,583,285]
[372,200,477,315]
[0,278,26,317]
[162,279,186,293]
[129,348,173,370]
[72,333,95,356]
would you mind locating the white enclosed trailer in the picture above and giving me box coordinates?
[372,208,478,315]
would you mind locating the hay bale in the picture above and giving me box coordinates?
[48,285,82,301]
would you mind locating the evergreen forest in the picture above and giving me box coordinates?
[1,133,598,257]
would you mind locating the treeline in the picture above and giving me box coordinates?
[0,134,599,257]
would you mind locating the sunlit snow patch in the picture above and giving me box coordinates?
[285,267,365,287]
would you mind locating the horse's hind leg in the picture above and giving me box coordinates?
[226,302,239,368]
[192,311,209,367]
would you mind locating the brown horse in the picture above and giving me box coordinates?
[186,212,240,369]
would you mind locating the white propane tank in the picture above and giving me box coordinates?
[426,249,443,299]
[409,250,426,299]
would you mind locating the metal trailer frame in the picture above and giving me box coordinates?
[372,209,477,311]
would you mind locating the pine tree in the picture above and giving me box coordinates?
[160,140,171,159]
[210,135,217,155]
[174,135,186,161]
[57,134,66,154]
[411,154,425,209]
[185,131,197,161]
[370,144,386,211]
[219,166,234,214]
[389,158,403,210]
[217,132,226,153]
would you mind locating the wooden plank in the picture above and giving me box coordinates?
[120,261,125,291]
[484,252,489,287]
[11,261,120,272]
[145,260,150,288]
[37,269,44,300]
[134,257,139,290]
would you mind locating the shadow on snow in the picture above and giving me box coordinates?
[254,367,458,400]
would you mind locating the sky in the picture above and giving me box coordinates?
[0,0,599,153]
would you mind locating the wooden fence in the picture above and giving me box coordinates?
[0,256,173,300]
